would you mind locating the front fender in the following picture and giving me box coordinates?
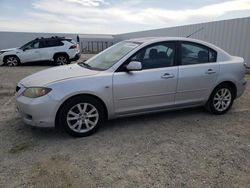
[46,73,114,119]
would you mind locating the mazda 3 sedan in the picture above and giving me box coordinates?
[16,37,247,137]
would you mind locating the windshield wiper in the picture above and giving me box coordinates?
[78,62,104,71]
[79,62,91,67]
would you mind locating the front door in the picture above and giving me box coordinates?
[19,41,41,62]
[113,41,178,115]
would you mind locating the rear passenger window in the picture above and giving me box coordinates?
[42,40,64,48]
[181,42,216,65]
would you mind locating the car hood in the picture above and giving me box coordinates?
[0,48,18,53]
[19,64,100,87]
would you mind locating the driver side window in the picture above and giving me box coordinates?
[129,42,176,70]
[32,42,39,49]
[25,41,39,50]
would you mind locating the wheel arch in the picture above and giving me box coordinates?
[55,93,108,128]
[3,55,21,64]
[53,52,69,60]
[210,81,237,99]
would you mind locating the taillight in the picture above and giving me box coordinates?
[69,44,77,49]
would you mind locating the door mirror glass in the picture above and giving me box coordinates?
[126,61,142,71]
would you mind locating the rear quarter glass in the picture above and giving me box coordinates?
[65,39,76,44]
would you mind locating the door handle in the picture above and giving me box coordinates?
[161,73,175,79]
[206,69,216,74]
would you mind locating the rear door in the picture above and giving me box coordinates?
[176,41,219,105]
[113,41,178,115]
[39,39,64,61]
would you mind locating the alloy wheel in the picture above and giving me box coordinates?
[6,57,19,66]
[56,56,67,65]
[213,88,232,112]
[66,103,99,133]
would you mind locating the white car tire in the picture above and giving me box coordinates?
[4,56,20,67]
[54,54,69,66]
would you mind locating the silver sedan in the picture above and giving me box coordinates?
[16,37,247,137]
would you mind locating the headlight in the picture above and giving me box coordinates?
[0,51,5,55]
[22,87,52,98]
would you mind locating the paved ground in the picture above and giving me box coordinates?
[0,60,250,188]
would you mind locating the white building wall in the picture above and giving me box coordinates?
[115,17,250,67]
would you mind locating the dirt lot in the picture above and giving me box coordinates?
[0,60,250,188]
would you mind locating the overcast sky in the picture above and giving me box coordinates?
[0,0,249,34]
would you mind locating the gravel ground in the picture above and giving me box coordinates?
[0,59,250,188]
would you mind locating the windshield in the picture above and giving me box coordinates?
[80,41,140,70]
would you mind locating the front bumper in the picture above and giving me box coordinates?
[16,91,58,128]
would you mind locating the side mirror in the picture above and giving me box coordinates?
[126,61,142,71]
[23,47,28,51]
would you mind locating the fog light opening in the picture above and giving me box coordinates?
[25,114,32,120]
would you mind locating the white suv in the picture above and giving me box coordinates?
[0,36,81,66]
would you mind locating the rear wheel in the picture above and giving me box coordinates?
[4,56,19,67]
[54,54,69,66]
[59,96,105,137]
[206,84,235,114]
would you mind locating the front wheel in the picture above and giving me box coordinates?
[59,96,105,137]
[4,56,19,67]
[206,84,235,115]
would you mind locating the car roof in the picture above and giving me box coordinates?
[127,37,223,51]
[34,37,72,41]
[126,36,232,61]
[126,37,208,44]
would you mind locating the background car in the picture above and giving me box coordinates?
[0,36,80,66]
[15,37,247,137]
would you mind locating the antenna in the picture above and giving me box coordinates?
[186,27,204,38]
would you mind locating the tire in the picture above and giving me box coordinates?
[59,96,105,137]
[4,56,20,67]
[54,54,69,66]
[205,84,235,115]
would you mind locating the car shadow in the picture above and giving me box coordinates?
[101,106,207,131]
[25,106,208,140]
[20,61,54,66]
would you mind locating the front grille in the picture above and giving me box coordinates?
[16,86,21,92]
